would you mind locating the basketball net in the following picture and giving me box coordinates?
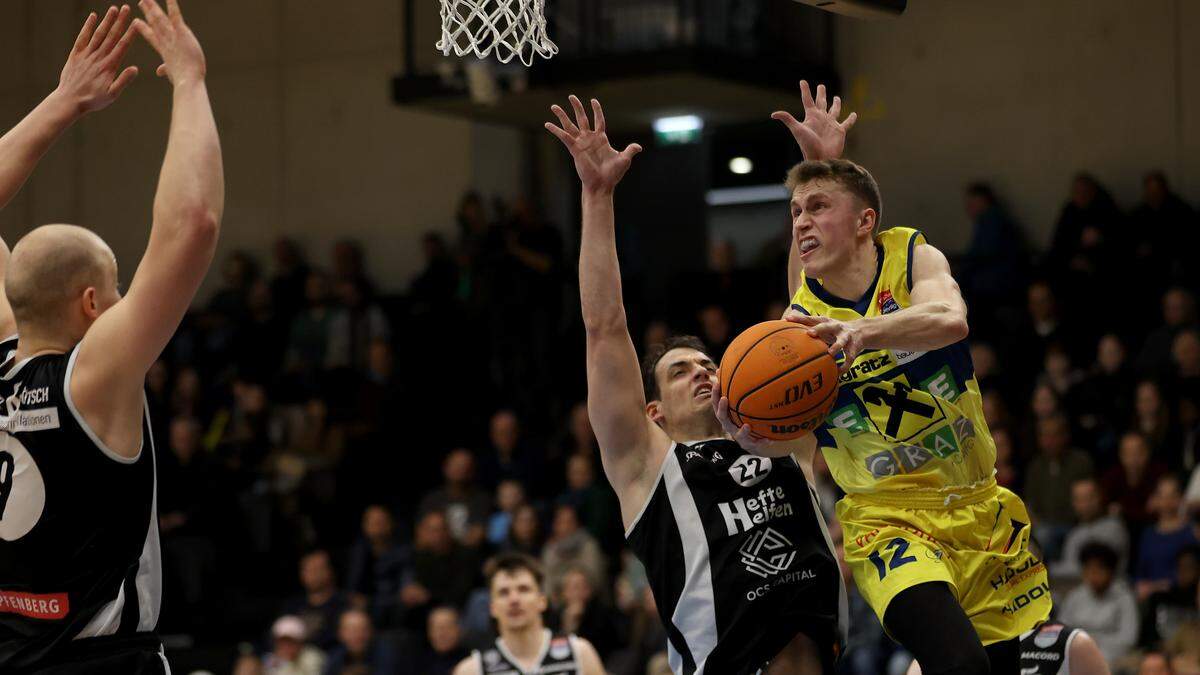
[437,0,558,66]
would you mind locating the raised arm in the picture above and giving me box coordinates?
[0,6,139,211]
[773,81,857,298]
[792,243,969,367]
[71,0,222,457]
[544,97,670,517]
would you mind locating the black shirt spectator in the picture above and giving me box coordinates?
[281,550,352,652]
[322,609,399,675]
[346,505,410,628]
[419,449,491,548]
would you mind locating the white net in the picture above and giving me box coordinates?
[438,0,558,67]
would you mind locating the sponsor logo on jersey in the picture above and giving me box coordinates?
[719,486,794,536]
[684,450,704,463]
[745,567,817,602]
[989,555,1044,591]
[727,455,771,487]
[878,289,901,314]
[6,384,50,414]
[1032,624,1063,648]
[892,348,926,365]
[710,450,724,463]
[1,385,61,433]
[549,638,572,660]
[1001,581,1050,615]
[839,354,891,384]
[0,590,68,620]
[768,372,825,411]
[829,406,870,435]
[483,650,502,667]
[738,526,797,578]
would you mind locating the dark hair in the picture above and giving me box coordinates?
[1078,542,1118,571]
[965,182,996,204]
[641,335,710,401]
[485,552,545,590]
[784,159,883,229]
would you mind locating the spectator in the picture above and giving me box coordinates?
[959,182,1027,312]
[1135,475,1199,600]
[1078,333,1135,456]
[557,454,620,547]
[409,231,459,314]
[553,568,626,662]
[322,609,398,675]
[263,615,327,675]
[1024,414,1095,558]
[1138,288,1198,378]
[542,504,607,601]
[1046,173,1122,277]
[1132,380,1179,459]
[697,304,733,358]
[992,427,1021,490]
[1059,543,1139,666]
[487,480,527,547]
[561,400,599,458]
[403,606,469,675]
[1171,329,1200,400]
[503,504,545,557]
[1137,651,1173,675]
[1141,545,1200,648]
[327,278,390,373]
[270,238,311,320]
[233,652,265,675]
[419,449,490,548]
[1103,432,1167,530]
[1053,478,1130,582]
[282,550,352,652]
[406,510,482,615]
[346,505,410,627]
[1130,171,1199,293]
[479,409,540,494]
[285,271,337,386]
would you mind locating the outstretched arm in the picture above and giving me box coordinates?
[0,6,139,211]
[791,243,969,367]
[545,97,669,520]
[774,81,857,298]
[72,0,222,457]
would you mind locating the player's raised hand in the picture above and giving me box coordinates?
[545,96,642,194]
[772,81,857,161]
[787,314,863,373]
[55,6,139,115]
[134,0,206,86]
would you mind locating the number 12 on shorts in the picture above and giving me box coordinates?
[867,538,918,580]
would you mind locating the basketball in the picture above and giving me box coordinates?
[719,320,840,441]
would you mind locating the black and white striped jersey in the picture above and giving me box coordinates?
[626,439,846,675]
[472,629,581,674]
[0,343,162,670]
[1020,623,1083,675]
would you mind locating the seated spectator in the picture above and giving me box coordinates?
[1060,543,1139,666]
[322,609,398,675]
[1077,333,1135,457]
[1142,545,1200,648]
[1053,478,1130,582]
[419,449,490,548]
[327,277,390,373]
[992,427,1021,491]
[281,550,351,652]
[1136,475,1199,600]
[406,510,482,617]
[488,480,527,547]
[503,503,545,557]
[542,504,607,602]
[1132,380,1181,459]
[401,605,469,675]
[1166,621,1200,674]
[1103,432,1168,531]
[1137,651,1172,675]
[959,181,1027,313]
[263,615,327,675]
[233,652,265,675]
[557,454,620,548]
[346,505,410,628]
[552,568,626,662]
[1139,288,1199,377]
[1024,414,1095,559]
[479,409,541,495]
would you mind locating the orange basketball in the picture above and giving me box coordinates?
[718,320,840,441]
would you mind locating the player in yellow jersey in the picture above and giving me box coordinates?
[766,83,1051,675]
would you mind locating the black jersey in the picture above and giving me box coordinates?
[0,345,162,671]
[1020,623,1082,675]
[626,439,846,675]
[472,629,581,674]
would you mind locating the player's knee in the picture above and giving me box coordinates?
[918,640,990,675]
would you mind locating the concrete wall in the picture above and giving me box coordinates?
[0,0,526,298]
[835,0,1199,251]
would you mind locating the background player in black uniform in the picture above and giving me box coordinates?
[545,95,845,675]
[910,622,1109,675]
[453,554,604,675]
[0,0,221,671]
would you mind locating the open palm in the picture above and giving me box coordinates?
[545,96,642,193]
[772,81,857,161]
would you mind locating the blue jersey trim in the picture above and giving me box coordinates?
[805,243,884,315]
[906,229,924,292]
[790,303,810,316]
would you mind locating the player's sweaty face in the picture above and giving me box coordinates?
[490,570,547,630]
[654,348,718,423]
[791,181,864,278]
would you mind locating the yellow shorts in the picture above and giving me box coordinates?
[837,481,1051,645]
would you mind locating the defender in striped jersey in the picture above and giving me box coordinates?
[545,96,845,674]
[0,1,221,671]
[454,554,604,675]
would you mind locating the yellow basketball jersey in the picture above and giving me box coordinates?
[790,227,996,498]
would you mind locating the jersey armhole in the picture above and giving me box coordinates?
[623,443,673,538]
[905,229,926,293]
[64,344,144,464]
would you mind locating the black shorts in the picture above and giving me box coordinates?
[24,633,168,675]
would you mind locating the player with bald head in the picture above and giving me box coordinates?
[0,1,221,672]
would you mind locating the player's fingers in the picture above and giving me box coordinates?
[829,96,842,119]
[590,98,605,133]
[167,0,184,23]
[87,6,120,54]
[156,63,168,77]
[104,23,138,67]
[139,0,171,32]
[132,18,162,53]
[72,12,99,54]
[543,122,574,147]
[786,312,820,326]
[620,143,642,160]
[815,83,828,110]
[841,111,858,131]
[550,105,579,135]
[98,5,132,56]
[799,80,815,109]
[568,95,590,132]
[107,65,139,97]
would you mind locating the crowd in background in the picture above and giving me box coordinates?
[152,170,1200,675]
